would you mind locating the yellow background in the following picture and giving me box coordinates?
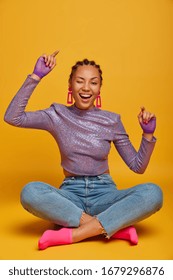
[0,0,173,259]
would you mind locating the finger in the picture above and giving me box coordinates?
[140,106,145,112]
[48,56,54,68]
[140,107,150,123]
[147,113,156,123]
[143,111,156,124]
[50,59,56,69]
[150,113,156,119]
[138,108,147,123]
[142,111,150,123]
[51,55,57,67]
[52,50,60,57]
[45,55,50,67]
[42,54,48,64]
[138,106,144,120]
[45,55,54,67]
[138,106,145,117]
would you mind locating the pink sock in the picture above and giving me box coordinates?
[38,228,73,250]
[111,226,138,245]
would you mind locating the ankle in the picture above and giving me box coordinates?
[79,212,93,225]
[72,218,105,243]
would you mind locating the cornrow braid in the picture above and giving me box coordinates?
[69,58,103,85]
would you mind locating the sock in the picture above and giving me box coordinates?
[111,226,138,245]
[38,228,73,250]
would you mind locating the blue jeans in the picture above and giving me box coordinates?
[20,174,163,237]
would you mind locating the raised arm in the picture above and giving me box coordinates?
[113,107,157,174]
[4,51,59,129]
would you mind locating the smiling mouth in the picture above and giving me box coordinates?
[79,94,92,100]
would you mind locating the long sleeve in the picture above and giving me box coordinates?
[4,82,157,176]
[4,76,53,131]
[113,115,156,174]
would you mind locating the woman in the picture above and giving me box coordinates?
[4,51,163,250]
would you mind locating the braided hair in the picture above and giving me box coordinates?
[69,59,103,85]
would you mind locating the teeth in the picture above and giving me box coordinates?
[80,94,91,97]
[79,94,92,99]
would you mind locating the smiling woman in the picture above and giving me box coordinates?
[4,51,163,250]
[68,58,103,110]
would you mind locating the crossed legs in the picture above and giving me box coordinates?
[21,180,163,250]
[38,213,138,250]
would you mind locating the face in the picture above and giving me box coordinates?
[69,65,101,110]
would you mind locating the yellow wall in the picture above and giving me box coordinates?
[1,0,172,198]
[1,0,173,261]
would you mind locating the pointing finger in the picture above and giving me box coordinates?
[52,50,60,57]
[138,106,144,118]
[140,106,145,112]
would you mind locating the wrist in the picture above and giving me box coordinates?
[31,73,41,81]
[142,132,154,141]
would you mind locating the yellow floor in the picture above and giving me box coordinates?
[0,167,173,260]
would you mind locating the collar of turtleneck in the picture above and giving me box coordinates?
[69,103,99,116]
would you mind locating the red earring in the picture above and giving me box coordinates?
[96,92,102,108]
[67,88,73,104]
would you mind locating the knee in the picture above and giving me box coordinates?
[144,183,163,211]
[20,182,39,209]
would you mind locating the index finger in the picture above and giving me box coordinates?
[51,50,60,57]
[140,106,145,112]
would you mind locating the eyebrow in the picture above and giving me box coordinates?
[76,76,99,80]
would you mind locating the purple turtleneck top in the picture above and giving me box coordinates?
[4,76,156,176]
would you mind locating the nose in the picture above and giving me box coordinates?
[82,82,90,91]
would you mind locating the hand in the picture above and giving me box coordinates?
[32,50,59,79]
[138,106,156,134]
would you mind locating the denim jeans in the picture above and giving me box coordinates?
[20,174,163,237]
